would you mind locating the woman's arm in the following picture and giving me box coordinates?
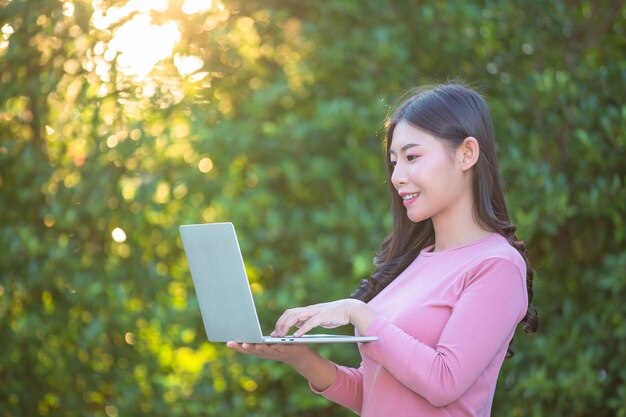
[270,258,526,407]
[227,340,365,412]
[226,342,337,391]
[359,257,527,406]
[227,300,375,412]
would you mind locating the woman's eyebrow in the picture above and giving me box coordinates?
[389,143,420,155]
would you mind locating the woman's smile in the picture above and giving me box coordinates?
[400,191,421,206]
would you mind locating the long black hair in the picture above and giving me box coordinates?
[352,83,538,353]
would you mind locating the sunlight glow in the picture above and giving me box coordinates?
[91,0,168,30]
[88,0,226,86]
[63,1,75,17]
[174,53,204,77]
[182,0,213,14]
[91,0,179,79]
[109,14,180,78]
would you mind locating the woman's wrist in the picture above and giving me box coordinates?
[281,345,313,368]
[348,299,379,336]
[288,348,338,391]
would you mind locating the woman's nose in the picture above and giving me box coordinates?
[390,162,407,188]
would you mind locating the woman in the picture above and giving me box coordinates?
[227,83,538,416]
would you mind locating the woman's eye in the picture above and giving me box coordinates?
[406,154,419,161]
[389,160,397,168]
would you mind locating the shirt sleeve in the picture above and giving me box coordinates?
[359,257,527,407]
[309,363,364,415]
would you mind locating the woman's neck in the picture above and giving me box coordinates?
[430,196,491,252]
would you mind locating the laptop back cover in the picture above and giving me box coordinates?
[179,223,265,343]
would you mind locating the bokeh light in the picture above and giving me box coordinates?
[198,157,213,173]
[124,332,136,345]
[111,227,127,243]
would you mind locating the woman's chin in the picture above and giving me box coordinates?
[406,211,429,223]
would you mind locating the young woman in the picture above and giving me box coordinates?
[227,83,538,416]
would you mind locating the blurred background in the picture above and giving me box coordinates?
[1,0,625,416]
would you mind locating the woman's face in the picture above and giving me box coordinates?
[389,120,469,224]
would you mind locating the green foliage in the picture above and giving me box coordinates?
[1,0,625,416]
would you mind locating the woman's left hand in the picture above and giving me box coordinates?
[272,298,378,338]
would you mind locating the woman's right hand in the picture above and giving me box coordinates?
[225,341,311,366]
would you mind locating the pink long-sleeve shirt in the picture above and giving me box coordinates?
[312,233,528,416]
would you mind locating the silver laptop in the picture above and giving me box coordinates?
[179,222,378,344]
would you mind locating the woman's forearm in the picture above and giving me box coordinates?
[287,348,338,391]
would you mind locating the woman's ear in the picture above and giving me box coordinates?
[457,136,480,171]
